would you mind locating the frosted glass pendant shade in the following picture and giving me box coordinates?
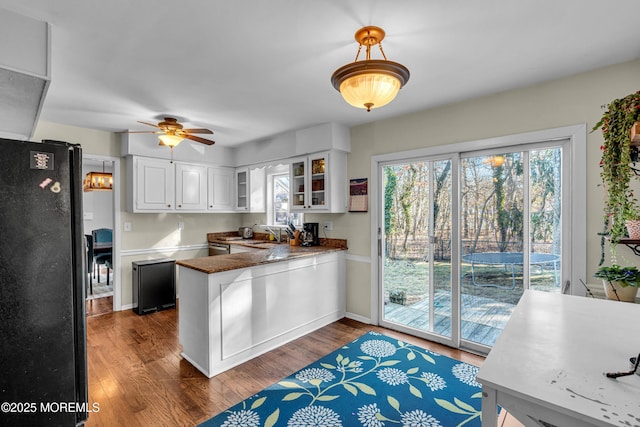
[338,69,403,111]
[331,27,410,112]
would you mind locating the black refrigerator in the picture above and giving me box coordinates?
[0,138,88,426]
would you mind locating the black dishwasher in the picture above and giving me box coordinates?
[132,259,176,315]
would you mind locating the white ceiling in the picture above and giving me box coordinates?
[1,0,640,147]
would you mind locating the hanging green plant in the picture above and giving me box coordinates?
[593,90,640,255]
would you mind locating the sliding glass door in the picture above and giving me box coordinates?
[460,145,563,348]
[380,157,456,347]
[378,138,570,352]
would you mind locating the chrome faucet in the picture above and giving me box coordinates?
[263,226,281,242]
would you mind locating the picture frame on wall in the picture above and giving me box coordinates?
[349,178,368,212]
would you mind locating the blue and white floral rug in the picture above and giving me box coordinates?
[200,331,482,427]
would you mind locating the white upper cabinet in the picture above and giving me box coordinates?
[290,151,346,213]
[208,166,234,212]
[131,157,175,211]
[235,168,249,211]
[235,166,266,212]
[128,157,207,213]
[126,131,346,214]
[175,163,207,211]
[249,167,266,213]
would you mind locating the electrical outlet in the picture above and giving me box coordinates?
[178,221,185,231]
[123,222,132,232]
[323,221,333,231]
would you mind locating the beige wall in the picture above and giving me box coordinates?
[32,58,640,316]
[329,58,640,319]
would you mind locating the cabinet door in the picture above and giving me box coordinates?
[290,158,307,211]
[235,168,248,211]
[249,167,266,213]
[135,157,175,210]
[290,153,329,211]
[308,152,328,210]
[175,162,207,210]
[208,167,234,211]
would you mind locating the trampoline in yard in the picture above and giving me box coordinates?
[462,252,560,289]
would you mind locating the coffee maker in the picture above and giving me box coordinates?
[302,222,319,246]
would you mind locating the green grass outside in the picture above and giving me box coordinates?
[383,258,559,306]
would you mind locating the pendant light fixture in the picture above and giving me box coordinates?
[83,162,112,192]
[331,26,410,112]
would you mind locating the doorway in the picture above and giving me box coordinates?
[380,157,456,348]
[373,125,586,354]
[82,156,117,312]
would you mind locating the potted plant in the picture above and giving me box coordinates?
[626,208,640,240]
[593,264,640,302]
[593,90,640,246]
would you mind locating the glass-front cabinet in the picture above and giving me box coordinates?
[235,166,266,212]
[235,168,248,210]
[291,152,328,211]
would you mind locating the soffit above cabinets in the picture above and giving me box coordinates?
[121,122,351,168]
[0,8,50,140]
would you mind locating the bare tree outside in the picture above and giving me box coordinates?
[382,147,562,347]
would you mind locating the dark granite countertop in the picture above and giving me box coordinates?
[176,243,346,274]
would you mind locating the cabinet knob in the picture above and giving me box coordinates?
[168,204,171,208]
[178,204,182,208]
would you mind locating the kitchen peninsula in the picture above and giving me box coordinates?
[176,237,347,378]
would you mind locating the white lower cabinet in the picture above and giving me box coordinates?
[229,245,254,254]
[178,251,346,378]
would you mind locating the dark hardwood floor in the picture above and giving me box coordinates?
[84,301,484,427]
[86,295,114,317]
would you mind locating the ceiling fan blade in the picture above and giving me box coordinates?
[122,130,160,134]
[138,120,160,128]
[183,128,214,134]
[184,134,215,145]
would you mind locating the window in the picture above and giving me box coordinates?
[273,173,290,225]
[266,165,303,226]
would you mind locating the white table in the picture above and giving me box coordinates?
[476,290,640,427]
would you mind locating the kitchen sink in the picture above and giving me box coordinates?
[249,242,280,249]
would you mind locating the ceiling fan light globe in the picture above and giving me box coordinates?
[158,134,184,147]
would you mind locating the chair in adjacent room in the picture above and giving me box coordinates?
[94,252,112,286]
[91,228,113,284]
[85,234,94,294]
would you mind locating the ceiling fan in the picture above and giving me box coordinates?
[126,117,215,147]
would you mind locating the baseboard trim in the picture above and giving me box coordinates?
[345,312,372,324]
[346,253,371,264]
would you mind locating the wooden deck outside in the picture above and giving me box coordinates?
[384,292,516,347]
